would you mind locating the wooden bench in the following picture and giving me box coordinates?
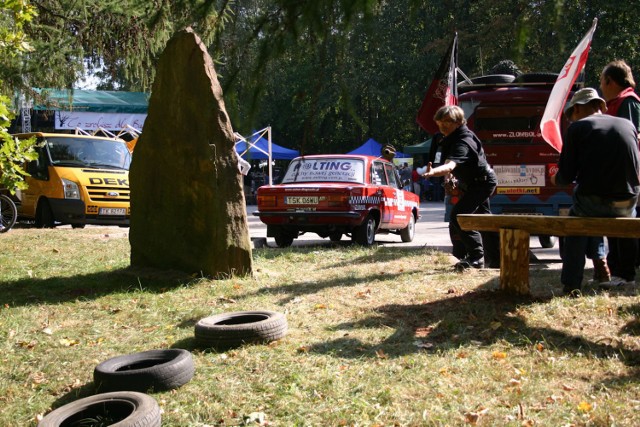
[457,214,640,295]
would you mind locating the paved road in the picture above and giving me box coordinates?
[246,201,562,263]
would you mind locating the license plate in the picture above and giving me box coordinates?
[285,196,318,205]
[99,208,126,216]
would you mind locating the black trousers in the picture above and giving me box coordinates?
[449,180,499,264]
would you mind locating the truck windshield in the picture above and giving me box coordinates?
[282,158,366,184]
[44,136,132,170]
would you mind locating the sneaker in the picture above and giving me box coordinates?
[599,276,636,289]
[562,287,583,298]
[454,257,484,271]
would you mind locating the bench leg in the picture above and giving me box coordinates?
[499,229,530,295]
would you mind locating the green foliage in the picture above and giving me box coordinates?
[0,101,38,193]
[1,0,38,193]
[5,0,640,155]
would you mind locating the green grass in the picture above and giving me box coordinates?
[1,227,639,426]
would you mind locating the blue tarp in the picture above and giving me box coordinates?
[347,138,409,158]
[235,134,299,160]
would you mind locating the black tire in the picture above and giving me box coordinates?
[353,214,376,246]
[37,391,161,427]
[94,349,194,393]
[400,214,416,242]
[538,235,557,249]
[71,223,86,229]
[274,233,294,248]
[0,194,17,232]
[329,232,342,242]
[35,199,55,228]
[195,310,288,349]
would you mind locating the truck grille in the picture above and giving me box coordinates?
[87,185,131,202]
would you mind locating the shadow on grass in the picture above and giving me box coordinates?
[305,284,640,374]
[0,267,196,307]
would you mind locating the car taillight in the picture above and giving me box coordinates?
[258,195,277,207]
[327,195,348,207]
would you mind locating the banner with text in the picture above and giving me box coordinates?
[55,111,146,131]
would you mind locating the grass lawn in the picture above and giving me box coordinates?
[1,227,639,426]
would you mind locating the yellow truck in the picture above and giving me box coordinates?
[12,132,131,228]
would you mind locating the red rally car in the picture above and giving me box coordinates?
[253,154,421,247]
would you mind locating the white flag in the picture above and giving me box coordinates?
[540,18,598,152]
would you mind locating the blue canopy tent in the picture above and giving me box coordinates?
[347,138,409,158]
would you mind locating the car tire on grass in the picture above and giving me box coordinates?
[353,214,376,246]
[195,310,288,349]
[94,349,194,393]
[38,391,161,427]
[274,233,294,248]
[400,214,415,242]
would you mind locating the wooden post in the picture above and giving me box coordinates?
[500,228,531,295]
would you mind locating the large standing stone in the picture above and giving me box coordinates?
[129,28,252,277]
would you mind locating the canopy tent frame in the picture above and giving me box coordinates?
[235,127,274,185]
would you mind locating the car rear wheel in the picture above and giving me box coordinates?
[353,214,376,246]
[329,232,342,242]
[274,233,294,248]
[400,214,415,242]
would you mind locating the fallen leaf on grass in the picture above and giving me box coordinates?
[314,304,327,310]
[414,326,434,338]
[508,378,521,387]
[490,321,502,330]
[464,408,489,424]
[296,345,310,353]
[577,401,593,412]
[59,338,79,347]
[492,351,507,360]
[41,328,52,335]
[17,340,37,349]
[375,349,388,359]
[561,384,575,391]
[243,411,267,426]
[356,289,372,299]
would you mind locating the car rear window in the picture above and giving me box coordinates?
[281,158,366,184]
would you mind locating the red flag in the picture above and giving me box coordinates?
[416,34,458,134]
[540,18,598,152]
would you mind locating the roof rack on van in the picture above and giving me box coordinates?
[457,72,584,94]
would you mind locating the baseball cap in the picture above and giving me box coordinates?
[564,87,607,117]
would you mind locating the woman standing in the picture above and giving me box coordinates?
[422,105,499,270]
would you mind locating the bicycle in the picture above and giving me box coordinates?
[0,193,18,233]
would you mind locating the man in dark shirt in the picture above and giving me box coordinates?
[552,88,640,295]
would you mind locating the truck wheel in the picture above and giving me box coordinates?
[35,199,55,228]
[538,235,557,248]
[329,232,342,242]
[37,391,161,427]
[400,214,415,242]
[195,310,288,349]
[94,349,194,393]
[274,233,294,248]
[353,214,376,246]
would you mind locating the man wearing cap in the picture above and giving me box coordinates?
[551,87,640,295]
